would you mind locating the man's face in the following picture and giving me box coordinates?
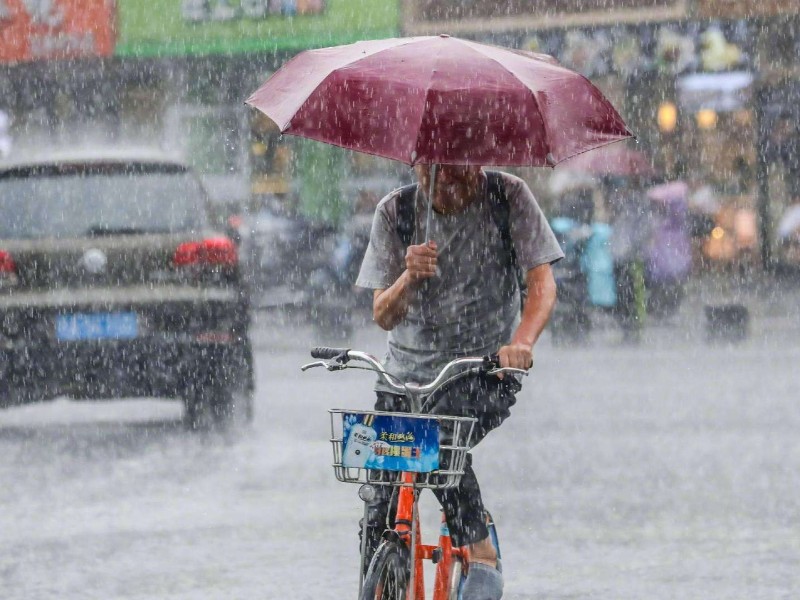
[415,164,482,191]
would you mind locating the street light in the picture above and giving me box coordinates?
[657,101,678,133]
[696,108,718,129]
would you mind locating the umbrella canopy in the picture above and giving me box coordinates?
[246,35,633,167]
[558,143,655,177]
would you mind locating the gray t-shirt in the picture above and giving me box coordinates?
[356,171,563,392]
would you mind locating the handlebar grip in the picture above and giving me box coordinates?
[310,347,349,359]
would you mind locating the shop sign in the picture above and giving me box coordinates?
[116,0,399,57]
[0,0,115,63]
[696,0,800,19]
[513,20,753,80]
[181,0,324,23]
[404,0,687,34]
[678,71,754,112]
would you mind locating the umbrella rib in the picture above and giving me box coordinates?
[408,44,447,166]
[452,38,557,165]
[456,38,634,166]
[251,36,434,132]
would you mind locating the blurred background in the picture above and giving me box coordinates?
[1,4,799,599]
[1,0,798,293]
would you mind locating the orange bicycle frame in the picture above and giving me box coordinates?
[391,472,470,600]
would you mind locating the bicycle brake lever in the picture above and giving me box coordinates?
[300,361,327,371]
[487,367,529,377]
[301,361,349,372]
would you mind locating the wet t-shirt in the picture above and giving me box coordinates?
[356,171,563,392]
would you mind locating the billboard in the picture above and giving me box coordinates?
[0,0,116,63]
[116,0,400,57]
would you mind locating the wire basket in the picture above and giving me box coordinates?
[329,409,476,490]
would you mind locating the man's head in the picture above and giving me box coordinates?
[414,164,482,200]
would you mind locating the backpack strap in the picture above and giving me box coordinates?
[486,170,528,308]
[485,170,516,271]
[395,183,418,247]
[395,174,510,249]
[395,173,525,307]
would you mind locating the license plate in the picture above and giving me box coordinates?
[56,312,138,341]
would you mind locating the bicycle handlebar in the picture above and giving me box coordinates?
[310,346,349,360]
[302,347,528,397]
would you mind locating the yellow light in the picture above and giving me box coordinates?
[711,226,725,240]
[696,108,718,130]
[657,101,678,133]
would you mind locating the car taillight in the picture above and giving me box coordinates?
[174,237,237,268]
[0,250,16,274]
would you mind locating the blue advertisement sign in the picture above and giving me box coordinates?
[341,413,440,473]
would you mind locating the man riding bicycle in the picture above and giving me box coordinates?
[355,164,563,600]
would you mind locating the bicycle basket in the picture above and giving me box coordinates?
[329,409,476,489]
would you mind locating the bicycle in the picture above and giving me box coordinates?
[302,346,527,600]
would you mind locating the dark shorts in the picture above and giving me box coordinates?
[365,373,520,549]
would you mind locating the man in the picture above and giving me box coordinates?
[356,164,562,599]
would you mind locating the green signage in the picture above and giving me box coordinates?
[116,0,400,57]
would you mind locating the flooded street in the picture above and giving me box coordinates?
[1,288,798,599]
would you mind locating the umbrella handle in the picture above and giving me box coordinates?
[424,164,437,244]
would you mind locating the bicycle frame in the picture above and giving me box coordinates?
[392,471,470,600]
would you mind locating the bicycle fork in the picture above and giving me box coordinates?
[401,473,471,600]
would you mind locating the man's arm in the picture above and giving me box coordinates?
[497,262,557,370]
[373,241,438,331]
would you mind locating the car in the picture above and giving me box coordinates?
[0,150,253,428]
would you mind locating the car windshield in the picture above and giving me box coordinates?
[0,164,207,240]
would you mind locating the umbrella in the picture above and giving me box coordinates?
[558,143,655,177]
[246,35,632,167]
[246,35,634,237]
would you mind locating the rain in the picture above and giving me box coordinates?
[1,1,799,599]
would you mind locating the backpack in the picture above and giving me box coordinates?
[394,170,527,310]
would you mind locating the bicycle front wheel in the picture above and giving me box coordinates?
[360,540,409,600]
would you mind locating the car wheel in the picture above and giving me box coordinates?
[183,342,255,431]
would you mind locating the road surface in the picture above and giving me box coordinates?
[1,305,798,599]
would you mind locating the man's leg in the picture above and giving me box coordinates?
[433,458,503,600]
[433,376,513,599]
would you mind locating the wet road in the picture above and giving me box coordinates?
[1,309,798,599]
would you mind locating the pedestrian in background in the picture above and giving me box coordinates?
[607,176,650,343]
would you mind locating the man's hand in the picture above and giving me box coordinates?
[373,240,438,331]
[496,342,533,378]
[494,264,556,377]
[405,241,438,282]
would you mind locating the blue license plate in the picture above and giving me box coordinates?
[56,312,138,341]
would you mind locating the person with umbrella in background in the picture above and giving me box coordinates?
[606,174,652,344]
[246,35,633,598]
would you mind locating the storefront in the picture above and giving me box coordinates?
[402,0,799,270]
[1,1,402,223]
[0,0,117,153]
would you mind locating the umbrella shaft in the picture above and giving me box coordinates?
[425,164,437,244]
